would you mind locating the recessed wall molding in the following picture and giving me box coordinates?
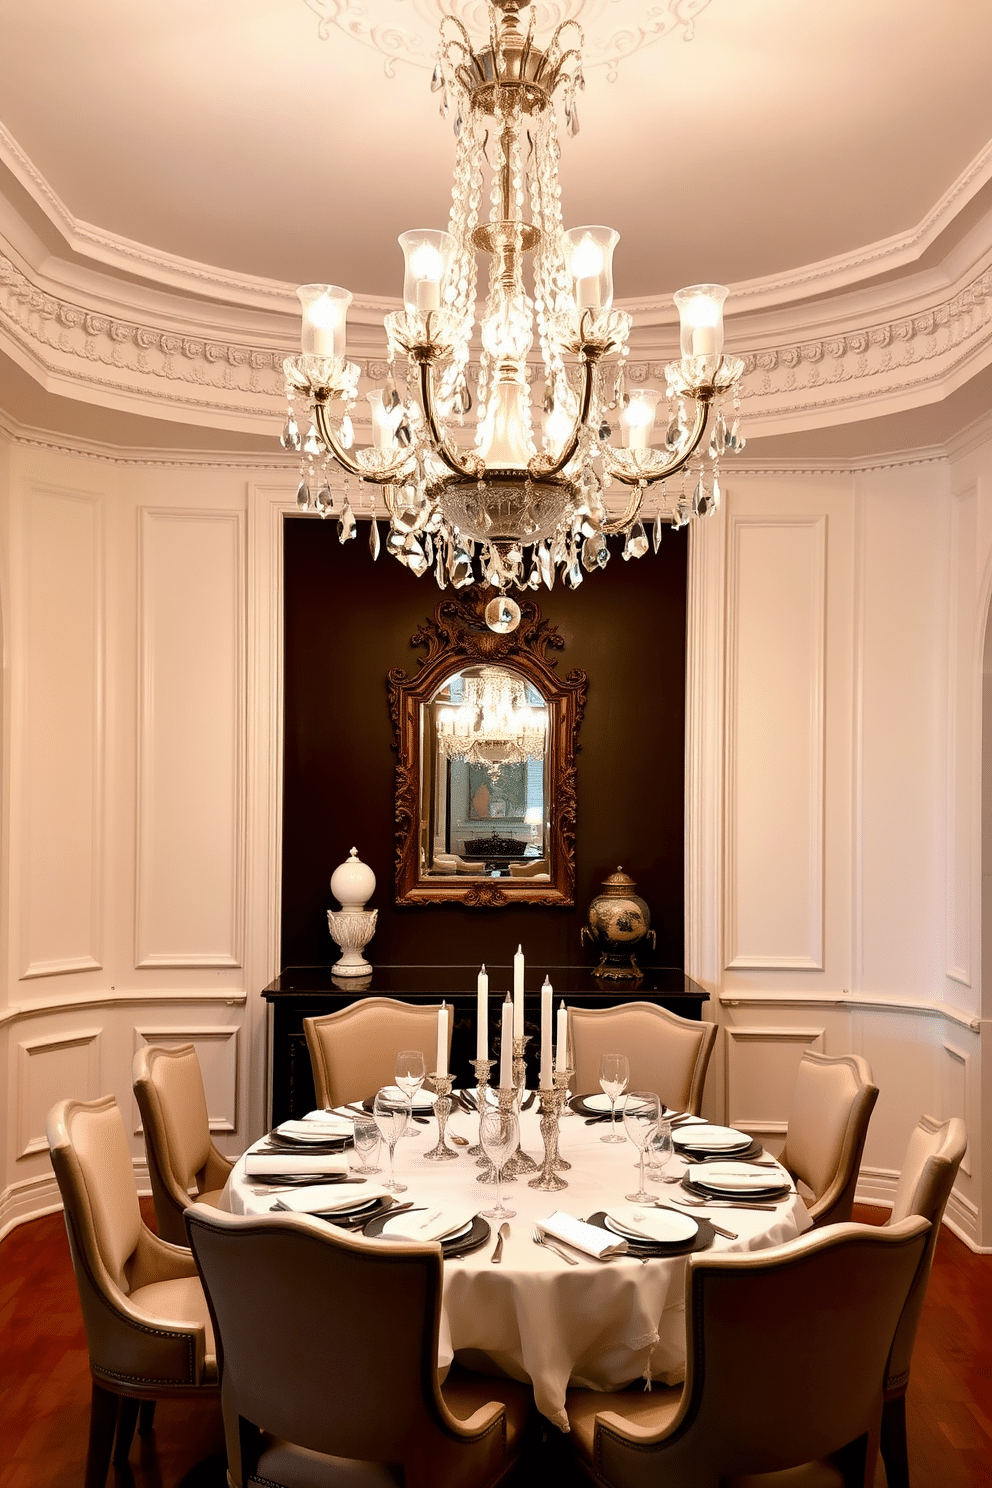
[0,987,248,1032]
[719,990,981,1033]
[725,1024,825,1135]
[132,1025,239,1135]
[16,1028,101,1158]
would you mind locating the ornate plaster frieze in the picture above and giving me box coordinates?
[2,241,992,439]
[305,0,712,77]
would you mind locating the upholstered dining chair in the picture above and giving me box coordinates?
[47,1096,218,1488]
[304,996,454,1110]
[185,1205,533,1488]
[564,1215,931,1488]
[779,1050,879,1227]
[568,1002,717,1115]
[880,1114,968,1488]
[133,1041,234,1246]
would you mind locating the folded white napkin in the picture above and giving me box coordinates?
[277,1117,353,1139]
[378,1208,475,1243]
[538,1211,628,1259]
[244,1153,350,1177]
[605,1205,698,1244]
[675,1124,751,1151]
[271,1183,390,1214]
[688,1163,788,1194]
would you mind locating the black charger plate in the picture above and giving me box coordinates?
[361,1212,491,1259]
[586,1210,716,1257]
[673,1135,764,1162]
[681,1174,792,1203]
[265,1130,353,1152]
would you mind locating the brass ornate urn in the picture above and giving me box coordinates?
[581,866,656,980]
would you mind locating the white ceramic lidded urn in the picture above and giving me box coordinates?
[327,847,378,976]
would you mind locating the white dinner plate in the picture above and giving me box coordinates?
[687,1163,790,1195]
[379,1085,437,1112]
[674,1124,751,1153]
[604,1206,698,1243]
[582,1092,630,1112]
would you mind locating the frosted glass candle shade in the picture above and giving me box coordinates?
[674,283,728,360]
[298,284,352,359]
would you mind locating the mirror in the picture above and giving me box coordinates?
[389,593,587,906]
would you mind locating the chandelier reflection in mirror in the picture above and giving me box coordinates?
[435,666,548,779]
[281,0,746,632]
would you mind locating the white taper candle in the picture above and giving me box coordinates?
[436,1003,448,1078]
[476,965,489,1061]
[539,977,553,1089]
[556,1001,568,1073]
[499,995,514,1089]
[513,945,525,1038]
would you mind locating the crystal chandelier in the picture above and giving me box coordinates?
[435,666,548,778]
[281,0,746,632]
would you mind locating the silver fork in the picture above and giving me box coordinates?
[532,1226,579,1265]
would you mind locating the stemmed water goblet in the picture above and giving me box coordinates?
[373,1089,409,1192]
[623,1091,662,1202]
[351,1115,381,1174]
[599,1053,630,1143]
[479,1108,518,1221]
[646,1117,673,1180]
[395,1049,426,1139]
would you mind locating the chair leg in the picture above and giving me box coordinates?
[881,1393,910,1488]
[85,1382,119,1488]
[138,1399,157,1436]
[113,1396,140,1466]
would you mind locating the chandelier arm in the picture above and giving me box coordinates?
[599,488,646,536]
[416,357,483,480]
[526,354,598,480]
[312,396,402,485]
[605,394,712,488]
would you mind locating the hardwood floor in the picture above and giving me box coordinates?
[0,1200,989,1486]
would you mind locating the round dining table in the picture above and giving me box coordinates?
[222,1102,813,1432]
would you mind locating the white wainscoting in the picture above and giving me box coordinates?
[131,1024,239,1136]
[135,507,246,969]
[724,1024,825,1141]
[16,1026,102,1158]
[14,484,104,980]
[724,515,826,971]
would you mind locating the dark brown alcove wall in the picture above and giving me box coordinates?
[281,517,687,969]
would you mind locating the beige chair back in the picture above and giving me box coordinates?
[186,1206,512,1488]
[133,1042,233,1246]
[885,1113,967,1390]
[304,997,454,1109]
[781,1051,879,1226]
[47,1095,212,1388]
[591,1217,930,1488]
[569,1002,717,1114]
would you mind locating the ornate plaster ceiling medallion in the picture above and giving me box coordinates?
[304,0,713,77]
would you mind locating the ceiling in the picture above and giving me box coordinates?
[1,0,991,302]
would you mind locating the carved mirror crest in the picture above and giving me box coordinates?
[389,591,587,906]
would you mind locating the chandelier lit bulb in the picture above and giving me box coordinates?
[281,0,746,631]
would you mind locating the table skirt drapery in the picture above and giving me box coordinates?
[223,1105,812,1430]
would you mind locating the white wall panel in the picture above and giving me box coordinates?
[941,1041,971,1174]
[135,509,245,968]
[725,1024,824,1135]
[946,483,976,987]
[132,1024,239,1134]
[725,516,826,969]
[16,1027,101,1158]
[17,486,103,978]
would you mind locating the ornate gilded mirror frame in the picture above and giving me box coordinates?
[389,591,587,906]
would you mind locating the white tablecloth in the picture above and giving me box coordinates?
[222,1105,812,1431]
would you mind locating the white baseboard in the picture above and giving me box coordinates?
[0,1159,153,1244]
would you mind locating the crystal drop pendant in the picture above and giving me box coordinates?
[598,419,611,442]
[550,528,567,567]
[435,539,447,589]
[710,476,721,513]
[714,412,727,449]
[303,424,322,457]
[538,542,554,590]
[339,416,354,450]
[449,542,474,588]
[431,60,443,92]
[314,484,331,515]
[542,385,555,415]
[337,500,356,543]
[439,86,449,119]
[369,518,381,560]
[623,520,649,561]
[566,100,579,137]
[653,512,664,552]
[296,479,311,510]
[280,414,301,452]
[665,417,682,452]
[582,532,609,571]
[693,477,708,516]
[454,103,463,138]
[565,540,583,589]
[424,533,435,567]
[484,594,521,634]
[395,417,413,448]
[385,387,402,413]
[403,535,428,577]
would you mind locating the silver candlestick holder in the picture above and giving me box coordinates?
[468,1057,495,1158]
[477,1084,518,1184]
[552,1067,574,1169]
[504,1034,539,1176]
[528,1085,568,1192]
[424,1073,458,1161]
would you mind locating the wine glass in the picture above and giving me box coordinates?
[479,1108,518,1221]
[351,1115,381,1174]
[395,1049,426,1139]
[623,1091,661,1202]
[599,1053,630,1143]
[373,1090,409,1192]
[646,1118,673,1180]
